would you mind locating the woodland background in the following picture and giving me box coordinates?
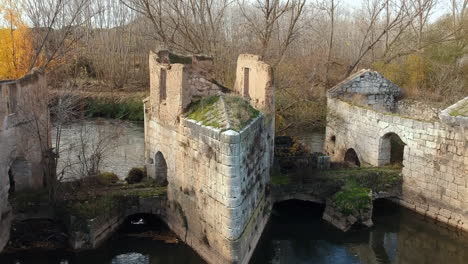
[1,0,467,132]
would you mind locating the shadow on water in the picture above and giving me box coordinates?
[0,213,205,264]
[250,199,468,264]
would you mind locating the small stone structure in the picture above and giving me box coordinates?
[325,69,468,232]
[144,51,275,264]
[68,195,167,250]
[0,70,50,252]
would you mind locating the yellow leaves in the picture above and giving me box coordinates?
[0,0,37,80]
[373,54,428,97]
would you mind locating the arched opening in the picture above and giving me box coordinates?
[379,133,405,167]
[8,168,15,195]
[344,148,360,167]
[8,157,32,192]
[121,213,169,234]
[154,152,168,186]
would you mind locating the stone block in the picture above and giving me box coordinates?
[221,130,240,144]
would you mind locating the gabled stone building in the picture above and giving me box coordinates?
[144,51,275,264]
[0,70,50,252]
[325,69,468,232]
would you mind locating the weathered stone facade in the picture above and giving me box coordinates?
[0,70,50,252]
[144,51,274,264]
[325,69,468,232]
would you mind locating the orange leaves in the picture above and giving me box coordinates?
[0,1,37,80]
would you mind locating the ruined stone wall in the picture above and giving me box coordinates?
[145,51,274,263]
[148,51,223,126]
[328,70,401,111]
[144,115,272,264]
[233,54,274,113]
[325,97,468,232]
[0,70,49,252]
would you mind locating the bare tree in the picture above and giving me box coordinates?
[237,0,306,65]
[21,0,101,71]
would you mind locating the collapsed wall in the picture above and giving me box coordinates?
[325,69,468,232]
[0,70,50,252]
[144,51,274,263]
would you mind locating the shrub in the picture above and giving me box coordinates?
[126,168,145,184]
[97,172,119,185]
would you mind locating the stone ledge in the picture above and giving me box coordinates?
[439,97,468,128]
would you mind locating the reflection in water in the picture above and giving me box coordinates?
[3,127,468,264]
[251,199,468,264]
[111,253,149,264]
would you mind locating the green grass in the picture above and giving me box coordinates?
[10,189,49,213]
[186,95,221,128]
[85,98,144,121]
[271,170,291,185]
[319,166,402,192]
[332,180,371,215]
[449,103,468,117]
[224,95,260,131]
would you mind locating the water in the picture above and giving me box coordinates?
[55,119,145,180]
[2,199,468,264]
[251,199,468,264]
[3,123,468,263]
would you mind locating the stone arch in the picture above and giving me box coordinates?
[154,151,168,186]
[344,148,361,167]
[8,157,32,192]
[378,132,406,167]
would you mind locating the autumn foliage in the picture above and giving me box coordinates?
[0,1,36,80]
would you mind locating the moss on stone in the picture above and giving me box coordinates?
[450,103,468,117]
[186,95,222,128]
[223,95,260,131]
[332,180,371,215]
[186,95,260,131]
[319,166,402,192]
[10,189,49,213]
[270,170,291,185]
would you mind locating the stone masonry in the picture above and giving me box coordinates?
[325,69,468,232]
[144,51,274,264]
[0,70,50,252]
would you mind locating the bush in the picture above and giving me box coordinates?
[126,168,145,184]
[97,172,119,185]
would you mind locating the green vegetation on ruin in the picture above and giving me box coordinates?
[271,165,402,215]
[224,95,260,131]
[331,180,371,215]
[450,103,468,117]
[270,170,292,185]
[187,95,222,128]
[186,95,260,131]
[11,176,167,222]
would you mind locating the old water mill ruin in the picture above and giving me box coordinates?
[0,51,467,264]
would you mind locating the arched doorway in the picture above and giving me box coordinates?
[379,133,405,167]
[154,152,168,186]
[8,157,32,192]
[344,148,360,167]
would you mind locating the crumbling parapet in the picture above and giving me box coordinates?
[325,70,468,233]
[0,70,50,253]
[327,69,402,112]
[144,51,274,264]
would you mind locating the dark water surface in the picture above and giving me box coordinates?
[2,199,468,264]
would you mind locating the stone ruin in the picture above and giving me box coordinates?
[143,51,275,264]
[0,70,50,252]
[325,69,468,232]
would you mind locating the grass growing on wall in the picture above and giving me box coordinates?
[85,98,144,121]
[331,180,371,215]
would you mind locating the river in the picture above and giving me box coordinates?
[2,121,468,264]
